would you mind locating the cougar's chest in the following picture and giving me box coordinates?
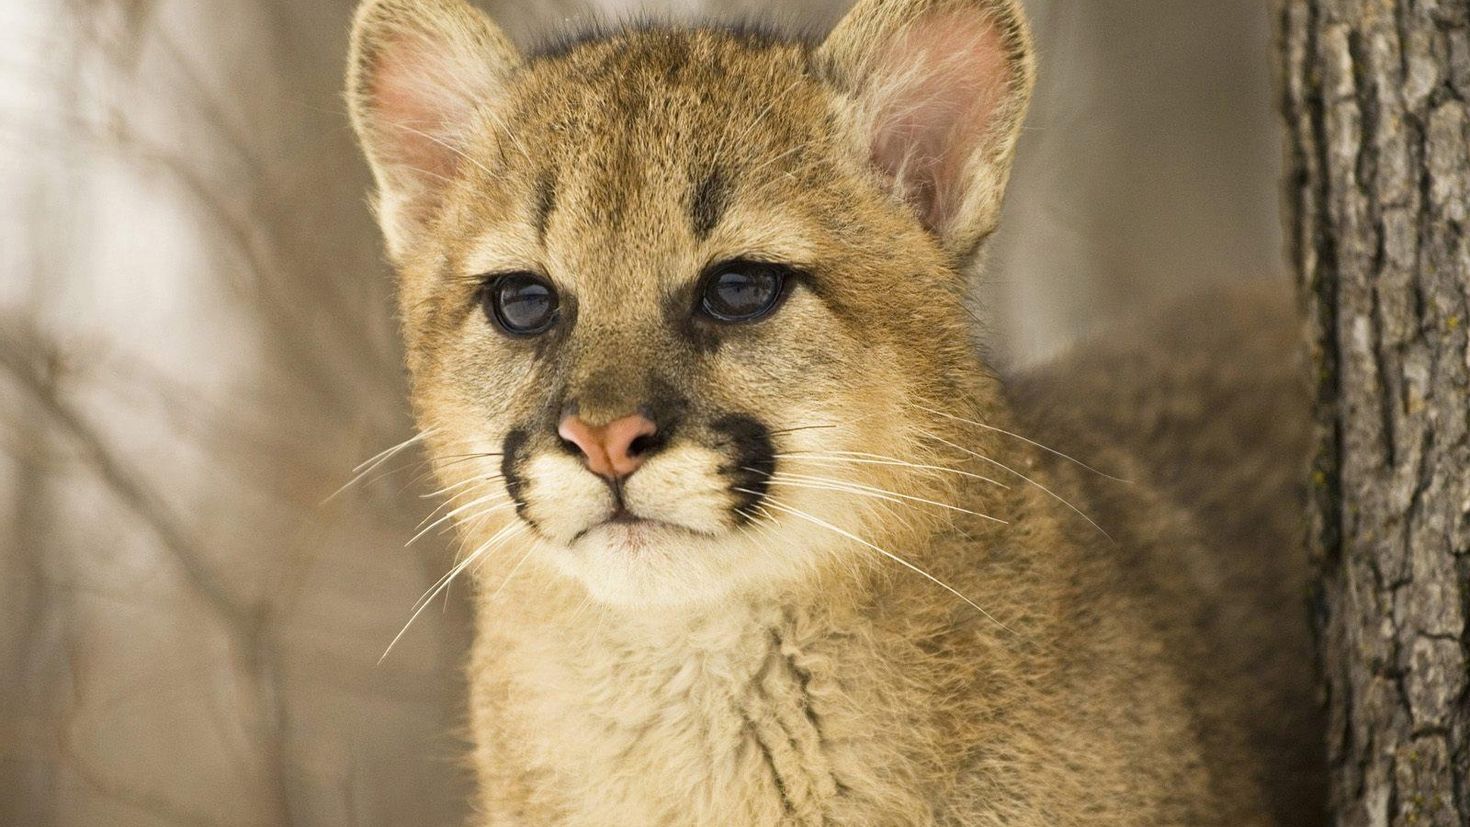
[479,601,897,826]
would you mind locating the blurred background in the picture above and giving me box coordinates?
[0,1,1287,824]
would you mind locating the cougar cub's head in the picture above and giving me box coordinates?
[348,0,1032,605]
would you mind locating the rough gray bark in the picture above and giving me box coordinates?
[1282,1,1470,824]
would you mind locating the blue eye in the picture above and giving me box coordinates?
[698,261,791,323]
[484,272,559,336]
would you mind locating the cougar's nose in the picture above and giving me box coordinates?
[557,411,659,480]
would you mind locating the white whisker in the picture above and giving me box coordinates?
[749,495,1016,635]
[485,544,536,602]
[324,428,436,504]
[436,452,505,470]
[920,430,1113,542]
[410,521,522,616]
[762,477,923,533]
[408,495,514,547]
[355,429,435,474]
[380,522,526,664]
[762,470,1006,524]
[421,474,496,500]
[775,452,1007,488]
[415,477,502,529]
[911,402,1130,483]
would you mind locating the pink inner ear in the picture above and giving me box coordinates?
[369,37,476,183]
[869,12,1010,231]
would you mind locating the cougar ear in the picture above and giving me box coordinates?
[347,0,519,260]
[817,0,1034,259]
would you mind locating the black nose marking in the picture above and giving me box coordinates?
[712,414,776,525]
[501,428,536,526]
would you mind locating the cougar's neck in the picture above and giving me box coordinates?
[472,556,947,824]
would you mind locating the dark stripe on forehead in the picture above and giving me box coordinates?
[534,169,558,242]
[690,166,729,240]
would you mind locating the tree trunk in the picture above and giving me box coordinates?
[1282,1,1470,824]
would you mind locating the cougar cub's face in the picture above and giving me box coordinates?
[349,0,1032,605]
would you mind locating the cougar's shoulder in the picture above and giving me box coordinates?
[1007,279,1327,826]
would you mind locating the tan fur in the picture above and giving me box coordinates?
[345,1,1320,823]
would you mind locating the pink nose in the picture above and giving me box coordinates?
[557,412,658,480]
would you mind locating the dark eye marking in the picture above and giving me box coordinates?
[533,170,558,242]
[712,414,776,526]
[689,166,729,240]
[482,272,560,337]
[696,260,795,324]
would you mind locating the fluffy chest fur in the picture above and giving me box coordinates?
[471,585,942,825]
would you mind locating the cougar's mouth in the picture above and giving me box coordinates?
[576,513,712,553]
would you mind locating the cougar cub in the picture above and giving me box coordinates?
[347,0,1321,822]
